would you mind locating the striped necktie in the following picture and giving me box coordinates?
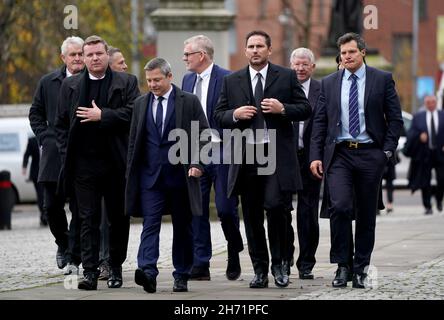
[348,73,360,138]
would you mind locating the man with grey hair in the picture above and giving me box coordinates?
[29,36,84,275]
[56,35,140,290]
[126,57,208,293]
[288,47,321,280]
[182,34,244,282]
[108,46,128,72]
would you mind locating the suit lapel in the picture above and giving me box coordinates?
[174,86,184,130]
[264,63,279,92]
[238,67,253,103]
[206,66,218,121]
[184,74,197,93]
[163,86,176,139]
[336,70,344,119]
[364,66,374,110]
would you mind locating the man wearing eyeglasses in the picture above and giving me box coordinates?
[182,35,244,282]
[288,47,321,280]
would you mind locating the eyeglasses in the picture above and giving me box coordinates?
[292,63,312,69]
[183,51,202,58]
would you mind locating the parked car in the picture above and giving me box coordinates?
[0,117,36,203]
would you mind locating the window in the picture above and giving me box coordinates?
[0,133,20,152]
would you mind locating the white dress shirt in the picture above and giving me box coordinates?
[152,85,173,135]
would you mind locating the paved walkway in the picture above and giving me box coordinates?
[1,194,444,300]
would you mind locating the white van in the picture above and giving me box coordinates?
[0,117,37,202]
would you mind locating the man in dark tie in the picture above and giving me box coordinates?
[214,30,311,289]
[287,47,321,280]
[310,33,403,288]
[56,35,140,290]
[182,35,243,282]
[404,95,444,215]
[126,58,209,293]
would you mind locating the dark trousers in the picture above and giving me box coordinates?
[138,183,193,280]
[421,153,444,209]
[32,180,45,221]
[192,163,242,268]
[42,182,80,264]
[240,163,292,274]
[74,171,129,273]
[294,151,321,273]
[326,146,386,274]
[99,199,110,264]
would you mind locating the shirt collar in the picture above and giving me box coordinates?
[88,72,106,80]
[198,63,213,80]
[66,69,73,78]
[301,78,311,91]
[249,63,269,82]
[344,63,366,80]
[154,85,173,101]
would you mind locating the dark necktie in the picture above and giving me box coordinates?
[348,73,360,138]
[252,73,265,131]
[155,96,164,136]
[430,112,437,149]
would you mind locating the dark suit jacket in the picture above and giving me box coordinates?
[29,66,68,183]
[125,85,209,217]
[55,68,140,195]
[214,63,312,197]
[294,78,321,166]
[310,66,403,172]
[404,110,444,191]
[22,136,40,182]
[182,64,230,131]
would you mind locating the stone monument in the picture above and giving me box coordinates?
[150,0,234,82]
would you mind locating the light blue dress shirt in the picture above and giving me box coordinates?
[337,63,373,143]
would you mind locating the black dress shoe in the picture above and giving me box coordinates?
[283,260,291,276]
[249,273,269,288]
[271,265,289,288]
[190,266,210,281]
[299,270,314,280]
[438,203,443,212]
[98,261,110,280]
[107,266,123,288]
[352,273,368,289]
[135,268,156,293]
[332,266,350,288]
[425,208,433,215]
[56,246,67,269]
[226,252,241,281]
[173,278,188,292]
[78,271,99,290]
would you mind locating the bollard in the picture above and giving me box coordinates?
[0,170,14,230]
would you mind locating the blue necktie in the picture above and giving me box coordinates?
[348,74,360,138]
[155,96,164,136]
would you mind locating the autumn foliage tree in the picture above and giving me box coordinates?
[0,0,133,104]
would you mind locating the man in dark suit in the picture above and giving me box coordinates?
[29,36,84,274]
[22,136,45,225]
[55,35,140,290]
[214,30,311,289]
[126,58,208,293]
[310,33,403,288]
[182,35,243,281]
[287,47,321,280]
[404,95,444,214]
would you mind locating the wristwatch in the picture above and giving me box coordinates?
[384,150,393,160]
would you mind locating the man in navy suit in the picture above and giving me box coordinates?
[310,33,403,289]
[182,35,244,281]
[214,30,311,289]
[287,47,321,280]
[404,95,444,215]
[126,58,209,293]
